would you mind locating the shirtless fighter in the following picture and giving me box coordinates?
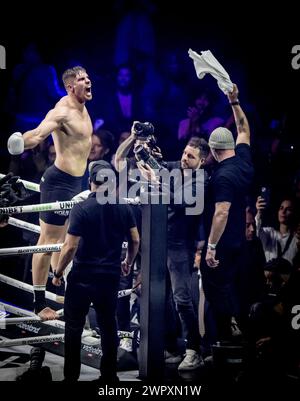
[7,66,93,319]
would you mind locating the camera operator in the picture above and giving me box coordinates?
[137,135,210,371]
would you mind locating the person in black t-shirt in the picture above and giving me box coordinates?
[52,160,140,382]
[200,84,254,343]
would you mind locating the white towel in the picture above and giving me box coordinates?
[188,49,233,95]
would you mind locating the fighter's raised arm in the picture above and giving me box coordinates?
[7,106,68,155]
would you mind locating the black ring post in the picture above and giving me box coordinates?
[138,201,167,380]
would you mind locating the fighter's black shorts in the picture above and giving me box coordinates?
[39,164,83,226]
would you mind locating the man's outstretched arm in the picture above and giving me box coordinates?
[7,107,67,155]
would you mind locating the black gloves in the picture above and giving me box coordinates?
[0,172,28,206]
[0,173,29,225]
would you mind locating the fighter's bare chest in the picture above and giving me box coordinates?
[62,114,93,138]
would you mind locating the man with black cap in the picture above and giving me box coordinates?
[52,160,140,382]
[200,84,254,343]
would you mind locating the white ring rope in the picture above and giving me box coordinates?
[0,198,139,215]
[0,242,127,256]
[0,334,65,347]
[0,173,40,193]
[0,200,79,215]
[0,243,63,256]
[2,316,46,325]
[0,274,59,302]
[0,307,64,326]
[0,273,137,300]
[8,217,41,234]
[0,330,133,348]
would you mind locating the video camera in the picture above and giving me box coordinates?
[133,121,165,170]
[133,121,155,139]
[134,144,162,170]
[134,121,160,151]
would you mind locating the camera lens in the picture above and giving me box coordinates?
[134,123,144,133]
[134,122,155,137]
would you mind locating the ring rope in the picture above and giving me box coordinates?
[0,273,137,300]
[0,307,64,326]
[0,274,59,302]
[0,198,139,215]
[0,334,65,347]
[0,200,79,215]
[0,243,127,256]
[0,243,63,256]
[0,173,40,193]
[8,217,41,234]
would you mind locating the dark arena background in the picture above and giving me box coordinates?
[0,1,299,398]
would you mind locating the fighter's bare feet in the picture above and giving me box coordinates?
[37,307,59,321]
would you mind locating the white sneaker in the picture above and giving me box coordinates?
[178,349,203,371]
[119,337,133,353]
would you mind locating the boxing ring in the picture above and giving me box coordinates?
[0,173,140,370]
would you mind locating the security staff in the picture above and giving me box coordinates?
[53,160,140,382]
